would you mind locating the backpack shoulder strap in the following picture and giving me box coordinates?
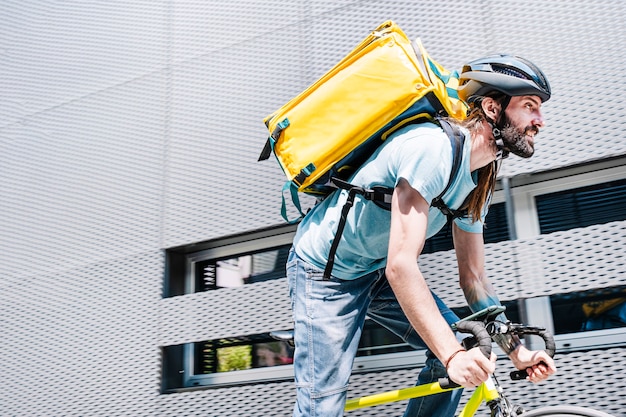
[430,117,467,219]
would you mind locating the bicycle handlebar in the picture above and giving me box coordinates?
[440,320,557,387]
[456,320,492,358]
[508,326,556,380]
[439,320,492,389]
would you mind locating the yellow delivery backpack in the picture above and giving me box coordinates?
[259,20,468,222]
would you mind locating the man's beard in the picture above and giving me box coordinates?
[499,115,538,158]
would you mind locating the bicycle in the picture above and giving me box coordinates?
[271,306,616,417]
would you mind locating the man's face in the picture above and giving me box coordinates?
[499,95,545,158]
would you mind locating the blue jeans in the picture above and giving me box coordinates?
[287,248,463,417]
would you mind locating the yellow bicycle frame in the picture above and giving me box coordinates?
[344,375,500,416]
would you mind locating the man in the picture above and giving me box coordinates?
[286,54,557,417]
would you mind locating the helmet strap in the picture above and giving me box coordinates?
[490,95,512,161]
[490,123,509,161]
[495,95,512,127]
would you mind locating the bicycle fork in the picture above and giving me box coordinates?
[455,375,499,417]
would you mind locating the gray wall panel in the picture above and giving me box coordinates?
[1,251,163,416]
[0,0,168,127]
[159,279,291,346]
[162,26,311,246]
[157,380,297,416]
[307,0,487,74]
[170,0,306,62]
[0,72,167,276]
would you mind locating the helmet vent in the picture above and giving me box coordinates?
[492,65,529,80]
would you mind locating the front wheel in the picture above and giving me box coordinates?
[520,405,615,417]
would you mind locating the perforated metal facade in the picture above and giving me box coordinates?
[1,1,625,416]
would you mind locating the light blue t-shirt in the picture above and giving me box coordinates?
[293,122,487,280]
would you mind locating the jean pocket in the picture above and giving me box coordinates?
[305,262,327,281]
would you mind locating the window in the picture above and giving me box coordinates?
[189,320,413,381]
[164,225,296,297]
[193,245,290,291]
[550,286,626,334]
[193,334,294,375]
[536,178,626,234]
[535,178,626,334]
[422,202,509,254]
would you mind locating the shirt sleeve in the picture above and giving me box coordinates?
[453,191,492,234]
[454,216,484,233]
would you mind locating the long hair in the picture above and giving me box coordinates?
[455,93,506,222]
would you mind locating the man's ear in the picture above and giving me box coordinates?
[481,97,501,122]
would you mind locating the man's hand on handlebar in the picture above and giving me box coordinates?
[508,345,557,383]
[446,348,497,388]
